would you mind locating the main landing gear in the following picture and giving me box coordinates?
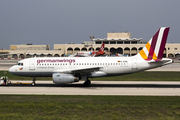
[31,77,36,86]
[84,79,91,87]
[82,76,91,87]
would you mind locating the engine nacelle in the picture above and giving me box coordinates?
[53,73,79,84]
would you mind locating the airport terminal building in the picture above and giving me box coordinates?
[0,32,180,58]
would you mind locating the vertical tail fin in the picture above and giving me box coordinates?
[98,43,105,52]
[139,27,170,61]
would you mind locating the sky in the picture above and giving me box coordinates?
[0,0,180,49]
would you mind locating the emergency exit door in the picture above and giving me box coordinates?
[29,59,35,70]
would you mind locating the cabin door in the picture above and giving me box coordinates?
[29,59,35,70]
[132,59,138,69]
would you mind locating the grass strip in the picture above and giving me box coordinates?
[0,95,180,120]
[1,71,180,81]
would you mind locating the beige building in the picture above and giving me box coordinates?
[0,32,180,58]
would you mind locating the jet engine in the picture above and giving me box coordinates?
[52,73,79,84]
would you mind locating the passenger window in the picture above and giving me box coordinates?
[21,63,23,66]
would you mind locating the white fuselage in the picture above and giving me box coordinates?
[9,54,172,78]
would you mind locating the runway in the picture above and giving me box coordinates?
[1,81,180,96]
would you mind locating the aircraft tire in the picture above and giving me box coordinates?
[87,80,91,85]
[31,82,36,86]
[83,80,91,87]
[83,81,90,87]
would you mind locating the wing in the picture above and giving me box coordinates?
[53,67,101,76]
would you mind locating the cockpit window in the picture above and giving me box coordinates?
[16,63,23,66]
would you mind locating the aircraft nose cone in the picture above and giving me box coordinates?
[9,66,15,74]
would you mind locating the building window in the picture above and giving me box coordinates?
[174,48,177,50]
[168,48,170,50]
[95,41,102,44]
[124,41,130,44]
[110,41,116,44]
[103,41,109,44]
[117,41,123,44]
[131,41,137,44]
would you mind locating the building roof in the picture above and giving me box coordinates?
[92,38,142,41]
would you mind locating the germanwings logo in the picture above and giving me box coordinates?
[37,59,76,64]
[139,27,170,61]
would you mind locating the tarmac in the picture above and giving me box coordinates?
[0,81,180,96]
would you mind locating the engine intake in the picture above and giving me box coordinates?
[53,73,79,84]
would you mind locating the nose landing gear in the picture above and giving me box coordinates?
[31,77,36,86]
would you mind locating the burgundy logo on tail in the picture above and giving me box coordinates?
[139,27,170,61]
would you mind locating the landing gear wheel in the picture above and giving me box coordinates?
[31,77,36,86]
[31,82,36,86]
[87,80,91,85]
[83,80,91,87]
[83,81,89,87]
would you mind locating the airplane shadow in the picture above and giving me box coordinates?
[1,83,180,88]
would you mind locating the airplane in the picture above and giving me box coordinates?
[9,27,172,87]
[69,43,105,57]
[92,43,105,56]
